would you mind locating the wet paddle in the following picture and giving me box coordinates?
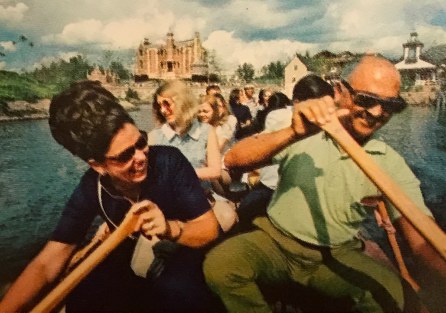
[321,116,446,261]
[30,203,143,313]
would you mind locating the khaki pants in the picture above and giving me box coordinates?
[204,217,417,313]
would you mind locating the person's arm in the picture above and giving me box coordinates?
[195,126,221,180]
[217,137,229,153]
[395,216,446,279]
[168,210,219,247]
[132,199,219,249]
[0,241,76,312]
[225,96,336,172]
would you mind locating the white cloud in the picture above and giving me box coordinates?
[326,0,407,41]
[2,0,446,72]
[314,0,446,55]
[0,2,28,23]
[42,19,105,45]
[172,17,207,39]
[0,61,6,70]
[0,41,16,52]
[41,13,207,50]
[417,25,446,49]
[204,30,316,72]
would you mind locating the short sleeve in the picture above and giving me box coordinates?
[152,146,210,221]
[51,170,98,244]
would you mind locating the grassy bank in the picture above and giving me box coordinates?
[0,70,59,118]
[0,70,58,102]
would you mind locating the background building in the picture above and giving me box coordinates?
[395,32,437,86]
[134,32,207,81]
[284,56,308,98]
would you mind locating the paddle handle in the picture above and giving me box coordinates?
[321,118,446,261]
[30,213,139,313]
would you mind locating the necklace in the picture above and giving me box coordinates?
[97,176,137,240]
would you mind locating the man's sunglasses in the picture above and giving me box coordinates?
[105,130,148,163]
[341,79,407,114]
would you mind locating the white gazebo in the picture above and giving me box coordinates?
[395,32,436,86]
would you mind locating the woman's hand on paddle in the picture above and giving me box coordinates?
[131,200,168,237]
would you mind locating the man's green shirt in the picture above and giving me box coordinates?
[270,132,431,247]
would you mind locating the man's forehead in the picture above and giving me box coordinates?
[348,58,401,98]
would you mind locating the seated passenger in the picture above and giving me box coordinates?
[149,81,237,233]
[0,80,223,313]
[229,88,254,140]
[204,56,445,313]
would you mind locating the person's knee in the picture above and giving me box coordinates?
[203,248,230,290]
[204,242,251,292]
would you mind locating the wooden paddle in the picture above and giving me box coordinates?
[321,117,446,261]
[30,204,142,313]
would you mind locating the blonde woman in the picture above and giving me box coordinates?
[198,93,237,155]
[149,81,237,232]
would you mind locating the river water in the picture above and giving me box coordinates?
[0,104,445,299]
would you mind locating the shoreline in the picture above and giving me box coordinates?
[0,99,143,123]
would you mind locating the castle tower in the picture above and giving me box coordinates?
[133,32,208,81]
[166,32,175,60]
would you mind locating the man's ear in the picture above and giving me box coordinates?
[88,159,107,176]
[334,83,352,109]
[333,83,343,104]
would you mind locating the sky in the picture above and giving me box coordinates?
[1,0,446,74]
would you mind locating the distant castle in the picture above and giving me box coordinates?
[134,32,208,81]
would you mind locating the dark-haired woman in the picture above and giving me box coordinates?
[0,81,224,313]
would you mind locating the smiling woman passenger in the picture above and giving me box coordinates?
[149,81,238,233]
[0,80,223,313]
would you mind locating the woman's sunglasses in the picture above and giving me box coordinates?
[340,79,407,114]
[105,130,148,164]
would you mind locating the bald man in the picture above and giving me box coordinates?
[204,56,445,313]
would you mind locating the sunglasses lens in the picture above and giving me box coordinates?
[135,133,148,150]
[389,98,407,113]
[354,94,377,109]
[115,147,136,163]
[107,131,148,163]
[355,94,407,114]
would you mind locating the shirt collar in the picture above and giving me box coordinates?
[161,119,202,141]
[323,132,387,158]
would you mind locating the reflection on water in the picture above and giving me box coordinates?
[377,104,446,227]
[0,103,445,297]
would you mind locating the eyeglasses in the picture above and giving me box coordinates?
[105,131,148,163]
[156,96,174,114]
[341,79,407,114]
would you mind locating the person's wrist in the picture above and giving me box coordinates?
[289,125,301,141]
[166,220,183,241]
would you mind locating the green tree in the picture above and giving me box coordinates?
[236,62,255,83]
[260,61,285,80]
[110,61,130,80]
[206,49,223,82]
[29,55,92,91]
